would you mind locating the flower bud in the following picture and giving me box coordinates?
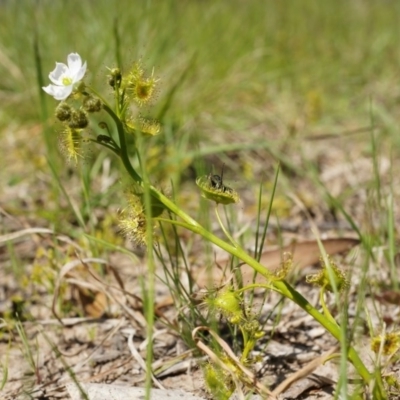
[206,288,243,322]
[55,102,72,122]
[83,95,102,113]
[214,290,241,315]
[243,320,260,334]
[68,109,89,129]
[254,330,265,339]
[108,68,122,88]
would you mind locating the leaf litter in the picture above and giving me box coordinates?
[1,125,400,399]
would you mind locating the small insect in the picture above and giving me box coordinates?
[196,166,239,204]
[208,166,233,193]
[209,173,223,189]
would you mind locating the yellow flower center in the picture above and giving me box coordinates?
[62,77,73,86]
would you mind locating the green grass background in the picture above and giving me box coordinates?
[2,0,400,254]
[2,0,400,131]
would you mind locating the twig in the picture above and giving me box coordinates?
[271,345,339,396]
[127,331,165,390]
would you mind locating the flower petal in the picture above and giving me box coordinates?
[42,84,73,100]
[49,63,69,85]
[73,61,87,82]
[67,53,83,76]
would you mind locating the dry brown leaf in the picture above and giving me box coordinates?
[76,287,108,318]
[374,290,400,305]
[258,237,359,271]
[195,238,359,288]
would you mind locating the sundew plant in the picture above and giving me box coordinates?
[42,52,394,399]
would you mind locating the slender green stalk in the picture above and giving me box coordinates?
[113,17,123,69]
[214,205,239,248]
[387,193,398,289]
[102,104,143,184]
[137,147,156,400]
[15,319,40,383]
[255,164,280,261]
[240,329,253,362]
[319,288,337,326]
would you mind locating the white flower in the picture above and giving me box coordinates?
[42,53,87,100]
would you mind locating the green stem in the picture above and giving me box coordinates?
[241,337,254,362]
[240,325,257,363]
[102,104,143,184]
[215,205,239,248]
[320,287,338,326]
[102,99,371,385]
